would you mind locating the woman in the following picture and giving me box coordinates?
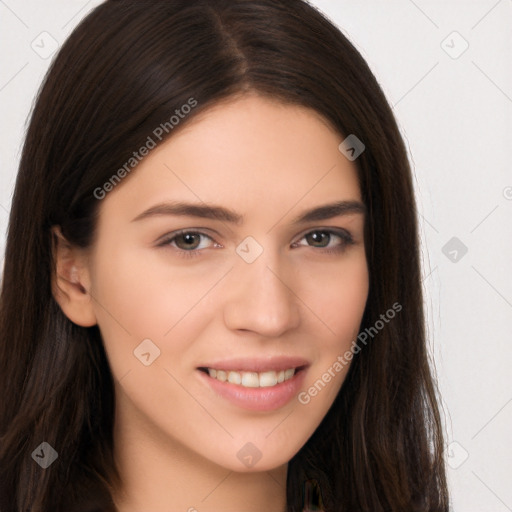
[0,0,449,510]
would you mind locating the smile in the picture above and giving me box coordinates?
[196,363,309,412]
[199,367,297,388]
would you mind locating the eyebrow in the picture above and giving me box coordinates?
[131,199,366,225]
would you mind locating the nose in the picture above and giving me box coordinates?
[222,250,301,337]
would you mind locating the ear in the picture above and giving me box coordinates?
[51,226,97,327]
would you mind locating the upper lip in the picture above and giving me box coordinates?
[197,356,310,373]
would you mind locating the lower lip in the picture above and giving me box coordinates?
[197,367,308,412]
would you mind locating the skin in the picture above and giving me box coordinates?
[52,93,369,512]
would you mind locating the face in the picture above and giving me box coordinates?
[77,93,368,472]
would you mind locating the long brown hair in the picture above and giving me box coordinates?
[0,1,449,510]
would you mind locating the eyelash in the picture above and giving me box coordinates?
[157,228,355,260]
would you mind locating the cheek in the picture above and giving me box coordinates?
[90,238,191,332]
[91,248,169,336]
[336,263,369,341]
[89,240,223,376]
[303,254,369,347]
[87,240,178,376]
[297,256,368,404]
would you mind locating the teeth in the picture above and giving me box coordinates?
[215,370,227,382]
[207,367,296,387]
[228,371,241,384]
[259,371,277,387]
[241,372,260,388]
[284,368,295,379]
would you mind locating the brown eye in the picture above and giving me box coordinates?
[305,231,331,248]
[294,229,354,253]
[173,232,202,250]
[158,230,217,259]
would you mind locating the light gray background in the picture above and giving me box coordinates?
[1,1,511,510]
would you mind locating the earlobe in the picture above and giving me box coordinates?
[51,226,97,327]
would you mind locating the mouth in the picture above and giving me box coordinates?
[196,361,309,412]
[197,365,307,389]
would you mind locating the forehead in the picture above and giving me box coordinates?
[97,93,362,226]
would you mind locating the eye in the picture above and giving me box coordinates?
[158,230,218,258]
[292,228,355,254]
